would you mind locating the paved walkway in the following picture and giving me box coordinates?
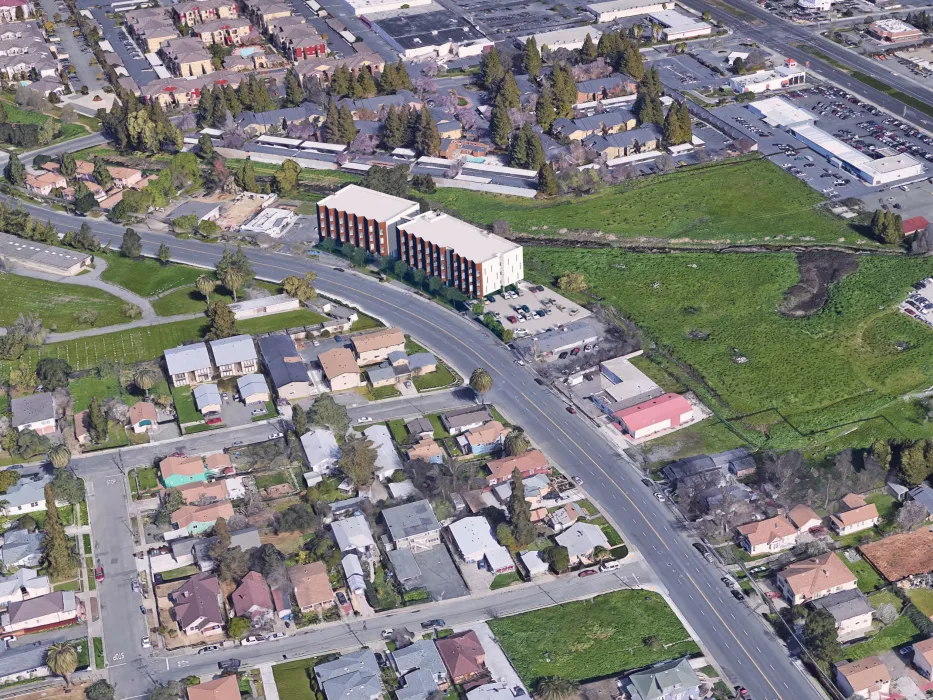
[259,663,279,700]
[46,311,204,342]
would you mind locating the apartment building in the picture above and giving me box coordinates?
[0,0,32,23]
[173,0,239,26]
[126,9,180,52]
[317,184,420,258]
[160,37,214,77]
[140,71,244,108]
[268,22,327,60]
[209,335,258,377]
[193,17,252,46]
[165,343,213,387]
[351,328,405,366]
[397,211,523,297]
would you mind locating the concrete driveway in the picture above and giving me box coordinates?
[468,623,528,693]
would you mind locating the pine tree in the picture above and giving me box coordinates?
[224,83,242,116]
[634,68,663,125]
[580,33,597,63]
[338,105,357,144]
[382,105,405,148]
[662,104,681,146]
[550,64,576,118]
[525,128,545,169]
[622,46,645,81]
[414,107,440,157]
[677,101,692,142]
[523,37,542,80]
[209,87,227,129]
[508,126,528,167]
[197,86,215,126]
[283,68,303,107]
[41,484,76,579]
[479,46,505,90]
[870,209,885,238]
[4,152,24,186]
[498,71,521,110]
[87,396,107,443]
[197,133,214,159]
[235,160,258,192]
[394,60,412,90]
[355,68,377,98]
[378,63,397,94]
[490,96,512,149]
[324,101,341,143]
[537,162,557,196]
[536,84,557,132]
[332,65,352,97]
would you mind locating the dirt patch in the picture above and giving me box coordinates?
[860,529,933,581]
[778,250,859,317]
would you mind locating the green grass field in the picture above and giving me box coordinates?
[100,255,205,297]
[840,594,922,661]
[0,273,129,332]
[844,555,886,593]
[0,102,89,149]
[527,248,933,450]
[908,588,933,617]
[412,362,457,391]
[171,385,203,425]
[488,590,699,685]
[429,158,860,244]
[272,658,322,700]
[152,280,284,316]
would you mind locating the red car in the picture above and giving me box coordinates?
[95,567,104,582]
[570,347,581,356]
[578,570,597,578]
[764,591,781,599]
[566,406,577,414]
[205,416,223,425]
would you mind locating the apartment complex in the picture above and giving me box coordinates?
[173,0,239,26]
[317,184,420,258]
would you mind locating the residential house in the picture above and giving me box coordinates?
[205,453,233,476]
[583,124,663,159]
[407,437,443,463]
[613,393,694,439]
[74,410,89,445]
[160,455,207,488]
[209,335,258,377]
[830,493,879,536]
[787,505,822,533]
[447,517,514,574]
[192,17,252,45]
[547,503,584,532]
[0,569,50,607]
[235,104,324,136]
[492,473,552,509]
[170,573,224,635]
[314,650,382,700]
[338,91,421,120]
[24,172,66,196]
[776,552,858,605]
[913,637,933,679]
[624,658,701,700]
[258,335,312,400]
[128,402,158,435]
[187,675,241,700]
[291,561,335,612]
[107,166,143,189]
[661,449,749,490]
[331,515,376,560]
[191,527,260,573]
[409,353,437,376]
[319,347,361,391]
[351,328,406,366]
[363,424,403,479]
[3,475,64,517]
[520,550,549,578]
[231,571,274,625]
[245,1,292,29]
[392,639,449,700]
[165,343,213,387]
[301,429,340,485]
[555,522,610,566]
[11,393,55,435]
[1,530,43,569]
[237,374,270,405]
[736,515,798,557]
[296,51,384,89]
[811,588,874,641]
[161,36,214,77]
[0,0,32,23]
[436,630,487,685]
[909,485,933,519]
[271,585,291,619]
[173,0,239,25]
[175,480,229,505]
[441,406,492,436]
[485,450,549,487]
[192,383,222,415]
[171,501,235,536]
[129,13,180,52]
[552,110,636,140]
[462,421,510,455]
[383,500,441,551]
[342,554,366,594]
[1,591,80,634]
[834,657,890,700]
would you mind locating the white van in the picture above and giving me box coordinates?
[599,561,620,572]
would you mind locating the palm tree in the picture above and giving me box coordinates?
[504,430,530,457]
[536,677,578,700]
[48,443,71,469]
[195,275,217,304]
[133,367,160,396]
[46,642,78,685]
[469,367,493,404]
[222,268,247,302]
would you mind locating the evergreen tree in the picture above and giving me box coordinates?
[498,71,521,110]
[870,209,885,238]
[224,84,242,116]
[414,107,440,157]
[92,157,113,189]
[393,60,412,91]
[523,37,542,80]
[283,68,303,107]
[378,63,397,94]
[292,404,308,435]
[59,152,76,179]
[508,468,536,546]
[535,84,557,132]
[597,31,617,59]
[537,162,557,196]
[524,127,545,169]
[508,126,528,168]
[235,160,258,192]
[209,87,228,128]
[803,608,841,667]
[382,105,405,149]
[490,96,513,150]
[40,484,76,579]
[479,46,505,90]
[355,68,376,98]
[677,101,692,142]
[580,33,597,63]
[120,228,142,258]
[622,45,645,81]
[331,65,352,97]
[197,133,214,159]
[663,103,687,146]
[4,152,24,186]
[324,101,341,144]
[550,64,576,118]
[634,68,663,125]
[87,396,107,443]
[197,86,215,126]
[337,105,357,144]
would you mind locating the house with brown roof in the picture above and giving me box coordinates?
[187,675,240,700]
[231,571,273,624]
[175,480,228,505]
[160,37,214,77]
[485,450,549,486]
[205,453,233,474]
[776,552,858,605]
[351,328,406,366]
[735,515,798,557]
[24,172,66,196]
[106,166,143,189]
[128,402,157,435]
[407,437,443,464]
[436,630,487,685]
[319,348,361,391]
[787,505,822,533]
[74,410,89,446]
[830,493,879,536]
[171,501,235,537]
[291,561,335,613]
[834,657,890,700]
[913,637,933,678]
[170,573,224,635]
[462,421,510,456]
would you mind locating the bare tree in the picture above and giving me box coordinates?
[875,602,898,625]
[896,500,929,531]
[457,108,475,131]
[759,451,801,500]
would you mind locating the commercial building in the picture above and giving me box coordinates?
[344,0,430,15]
[361,5,491,59]
[240,207,298,237]
[647,10,711,40]
[586,0,668,21]
[228,294,300,319]
[777,552,858,604]
[868,18,921,42]
[317,184,420,258]
[517,320,600,361]
[397,211,523,297]
[11,393,55,435]
[797,0,832,10]
[729,63,807,94]
[612,393,694,439]
[0,233,91,276]
[749,96,925,185]
[517,26,602,52]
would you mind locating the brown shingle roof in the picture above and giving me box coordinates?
[836,657,890,693]
[841,493,868,509]
[174,480,228,505]
[187,675,240,700]
[231,571,273,619]
[860,529,933,581]
[171,501,234,529]
[160,455,205,479]
[465,421,510,447]
[128,402,157,426]
[831,503,878,528]
[787,505,821,530]
[171,573,222,630]
[779,552,856,601]
[736,515,797,548]
[318,347,359,379]
[351,327,404,354]
[291,561,334,609]
[486,450,549,483]
[436,630,485,680]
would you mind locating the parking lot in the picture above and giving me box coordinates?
[40,0,103,92]
[652,52,732,92]
[92,8,157,87]
[481,281,591,338]
[900,276,933,328]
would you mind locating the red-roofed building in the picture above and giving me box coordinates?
[904,216,930,236]
[436,630,487,684]
[613,393,694,439]
[231,571,273,623]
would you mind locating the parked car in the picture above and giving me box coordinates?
[654,493,665,502]
[241,636,265,646]
[566,406,576,414]
[731,590,744,601]
[764,591,781,599]
[558,352,569,360]
[268,632,286,640]
[570,347,581,356]
[578,569,597,578]
[95,567,104,582]
[641,478,653,488]
[139,605,146,615]
[141,636,151,649]
[219,659,241,671]
[421,619,445,629]
[269,432,283,439]
[381,629,394,639]
[198,646,220,654]
[573,476,583,484]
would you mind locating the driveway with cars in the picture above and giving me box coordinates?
[40,0,103,92]
[481,282,591,338]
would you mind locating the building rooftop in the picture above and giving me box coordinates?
[319,347,360,379]
[318,184,418,222]
[237,373,269,397]
[486,450,548,483]
[835,657,890,693]
[392,638,447,679]
[165,343,212,376]
[229,293,297,313]
[626,657,699,700]
[3,475,52,510]
[363,424,403,478]
[192,383,222,411]
[171,573,223,630]
[811,588,874,624]
[399,211,520,264]
[10,393,54,428]
[613,393,692,432]
[331,514,376,552]
[0,233,91,273]
[779,552,857,600]
[860,529,933,581]
[518,25,602,48]
[351,327,405,354]
[587,0,663,12]
[209,335,257,366]
[292,561,335,609]
[647,9,711,32]
[160,455,206,480]
[231,570,273,619]
[301,429,340,467]
[187,675,241,700]
[4,590,75,626]
[383,499,440,541]
[171,501,234,529]
[315,649,382,700]
[555,522,609,559]
[736,515,797,548]
[436,630,485,680]
[442,405,491,430]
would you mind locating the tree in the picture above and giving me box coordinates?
[156,488,185,526]
[875,602,898,626]
[196,275,217,304]
[911,223,933,255]
[536,678,579,700]
[382,105,406,149]
[87,396,108,443]
[580,33,597,62]
[51,468,85,504]
[355,68,377,98]
[414,107,440,157]
[45,642,78,685]
[537,162,557,196]
[634,68,664,125]
[273,159,302,195]
[276,503,319,532]
[235,159,259,193]
[284,68,304,107]
[490,97,512,150]
[497,72,521,110]
[36,357,72,390]
[504,430,530,457]
[470,367,493,403]
[544,545,569,573]
[411,174,436,193]
[48,443,71,469]
[86,680,116,700]
[663,102,690,146]
[120,227,142,258]
[4,152,24,186]
[523,37,542,80]
[803,608,840,666]
[149,682,185,700]
[197,133,214,159]
[872,440,892,470]
[550,64,576,118]
[0,470,20,495]
[41,484,77,579]
[899,440,931,485]
[509,468,536,546]
[535,84,556,132]
[133,367,160,396]
[227,615,251,639]
[206,301,238,340]
[310,394,350,439]
[59,152,76,179]
[479,46,505,90]
[158,242,171,265]
[292,404,308,435]
[324,101,341,144]
[338,105,357,144]
[221,267,247,302]
[339,433,377,487]
[282,272,317,302]
[622,46,645,81]
[732,56,745,74]
[896,500,929,531]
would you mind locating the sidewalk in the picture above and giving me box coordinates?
[259,663,279,700]
[46,310,204,343]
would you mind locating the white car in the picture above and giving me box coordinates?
[241,636,266,646]
[381,629,394,639]
[141,637,151,649]
[313,340,321,347]
[357,417,371,423]
[654,492,665,502]
[267,632,286,641]
[514,360,525,366]
[269,432,283,440]
[2,636,14,643]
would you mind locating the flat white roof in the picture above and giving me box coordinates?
[519,25,602,47]
[228,293,296,312]
[399,211,520,264]
[749,96,816,127]
[448,516,499,557]
[317,184,419,223]
[648,9,710,31]
[587,0,663,11]
[345,0,430,15]
[871,18,918,32]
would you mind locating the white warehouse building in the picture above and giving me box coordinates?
[797,0,832,10]
[729,62,807,94]
[518,26,602,51]
[586,0,671,21]
[647,10,711,40]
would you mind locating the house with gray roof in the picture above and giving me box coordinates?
[2,591,79,633]
[0,569,50,606]
[192,383,222,414]
[209,335,258,377]
[583,124,663,159]
[165,343,213,387]
[1,530,43,569]
[0,635,53,685]
[811,588,875,641]
[909,485,933,518]
[237,373,270,405]
[408,353,437,374]
[170,200,222,223]
[314,649,383,700]
[396,668,440,700]
[392,639,448,698]
[555,522,609,565]
[11,393,55,435]
[3,475,65,517]
[406,417,433,439]
[331,515,376,558]
[624,657,700,700]
[383,500,441,551]
[441,406,492,436]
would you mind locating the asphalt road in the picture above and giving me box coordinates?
[25,210,824,700]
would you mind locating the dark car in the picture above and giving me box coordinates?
[558,352,569,360]
[421,619,445,629]
[731,590,744,601]
[578,569,597,577]
[139,605,146,615]
[534,378,545,386]
[333,267,345,272]
[566,406,576,414]
[218,659,241,671]
[641,478,653,488]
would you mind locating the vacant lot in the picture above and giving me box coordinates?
[840,591,922,661]
[272,657,329,700]
[527,248,933,450]
[429,158,859,244]
[100,255,204,297]
[488,590,698,685]
[0,273,128,331]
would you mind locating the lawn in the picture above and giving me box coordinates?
[527,248,933,451]
[867,493,899,523]
[908,588,933,617]
[161,564,199,581]
[171,385,203,425]
[488,590,699,685]
[271,658,321,700]
[227,159,360,187]
[490,571,521,589]
[68,372,136,413]
[588,516,623,547]
[238,309,329,333]
[369,385,401,400]
[844,555,886,593]
[387,419,408,444]
[0,272,129,332]
[412,362,457,391]
[129,466,160,499]
[65,638,90,670]
[0,102,90,150]
[839,613,922,661]
[152,280,284,316]
[870,589,904,612]
[350,312,384,332]
[93,637,104,669]
[429,157,860,244]
[99,255,205,297]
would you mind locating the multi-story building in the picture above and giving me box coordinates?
[160,37,214,77]
[193,17,252,45]
[317,184,420,258]
[0,23,58,81]
[208,335,258,377]
[165,343,213,387]
[241,0,291,28]
[140,71,244,108]
[173,0,239,26]
[0,0,32,23]
[295,51,384,88]
[126,9,179,52]
[268,22,326,60]
[398,211,523,298]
